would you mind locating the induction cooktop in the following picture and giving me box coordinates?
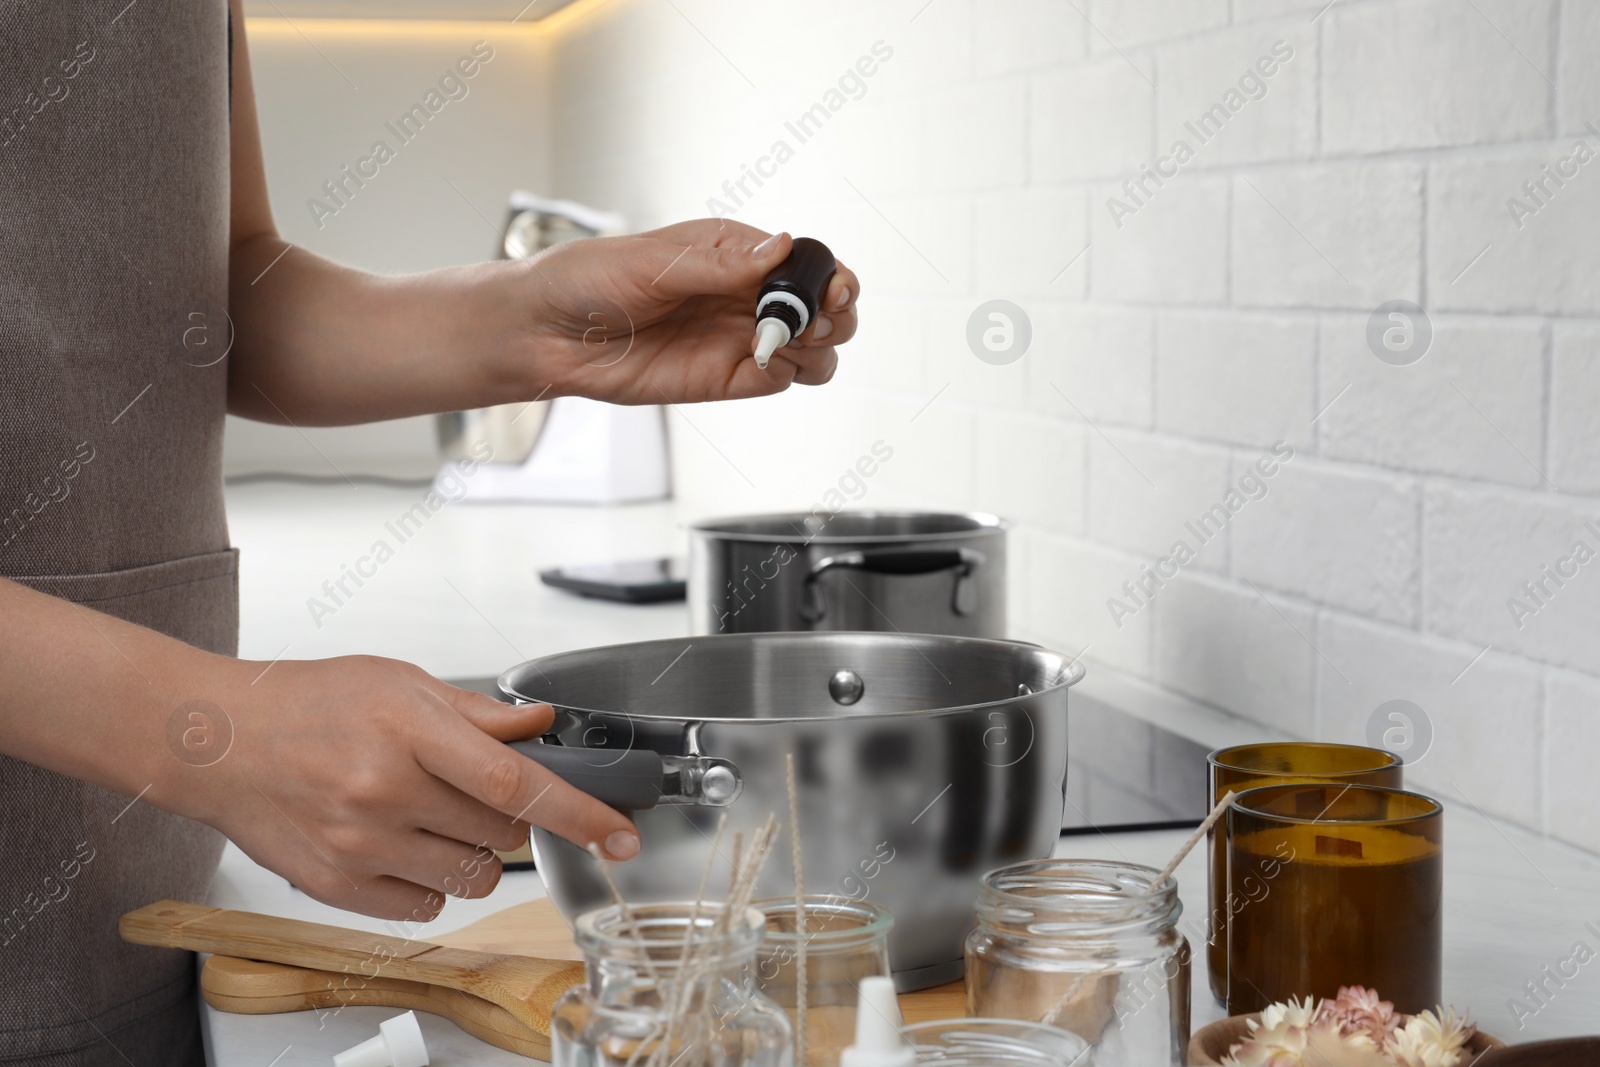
[450,676,1210,836]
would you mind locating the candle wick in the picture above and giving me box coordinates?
[1143,791,1236,895]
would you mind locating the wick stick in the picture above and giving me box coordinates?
[1143,790,1236,895]
[654,815,726,1067]
[1041,793,1238,1030]
[786,753,808,1067]
[724,830,744,936]
[587,843,661,987]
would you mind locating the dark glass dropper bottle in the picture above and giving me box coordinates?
[752,237,837,369]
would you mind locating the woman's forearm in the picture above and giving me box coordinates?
[226,236,538,425]
[221,3,540,428]
[0,577,238,809]
[0,578,642,918]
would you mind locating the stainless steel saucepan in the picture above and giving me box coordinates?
[689,511,1008,638]
[501,632,1083,990]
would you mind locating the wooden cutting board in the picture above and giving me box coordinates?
[192,897,966,1059]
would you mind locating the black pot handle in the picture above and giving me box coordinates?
[507,740,744,812]
[802,547,985,622]
[508,741,668,811]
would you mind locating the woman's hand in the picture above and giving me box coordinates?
[182,655,639,922]
[519,219,860,405]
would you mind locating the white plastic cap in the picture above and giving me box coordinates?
[753,318,792,369]
[333,1010,430,1067]
[839,976,915,1067]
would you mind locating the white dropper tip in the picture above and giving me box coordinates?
[333,1010,430,1067]
[753,318,792,369]
[840,976,915,1067]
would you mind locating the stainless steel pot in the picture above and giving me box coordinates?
[688,511,1008,638]
[500,632,1083,990]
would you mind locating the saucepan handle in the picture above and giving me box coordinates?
[803,547,986,621]
[507,740,744,811]
[508,741,671,812]
[810,547,981,577]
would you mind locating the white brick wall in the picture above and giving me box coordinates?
[1427,151,1600,316]
[1232,162,1423,309]
[1423,484,1600,675]
[1231,458,1420,625]
[547,0,1600,848]
[1153,20,1317,169]
[1033,57,1155,182]
[1154,311,1316,449]
[1316,613,1544,830]
[1321,0,1555,155]
[1546,672,1600,854]
[1028,305,1155,427]
[1154,573,1317,734]
[1552,325,1600,494]
[1316,316,1546,486]
[1087,431,1232,572]
[1091,174,1231,303]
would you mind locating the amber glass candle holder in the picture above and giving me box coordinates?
[1225,783,1442,1016]
[1205,742,1402,1000]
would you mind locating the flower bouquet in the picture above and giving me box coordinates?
[1188,987,1504,1067]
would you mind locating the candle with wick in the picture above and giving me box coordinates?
[1226,783,1443,1015]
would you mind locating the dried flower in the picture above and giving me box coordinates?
[1387,1008,1477,1067]
[1222,1019,1311,1067]
[1259,995,1318,1031]
[1316,985,1401,1043]
[1221,989,1477,1067]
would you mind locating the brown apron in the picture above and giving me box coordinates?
[1,2,234,1062]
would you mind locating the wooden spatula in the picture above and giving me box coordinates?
[120,901,583,1038]
[201,955,549,1057]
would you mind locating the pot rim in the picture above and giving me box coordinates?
[689,509,1009,545]
[497,632,1085,724]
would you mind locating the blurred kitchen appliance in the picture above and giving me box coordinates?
[436,192,671,504]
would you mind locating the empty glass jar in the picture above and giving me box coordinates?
[751,896,894,1066]
[965,859,1190,1066]
[550,901,793,1067]
[901,1019,1089,1065]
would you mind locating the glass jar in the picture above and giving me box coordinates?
[901,1019,1088,1065]
[965,859,1190,1066]
[751,897,893,1067]
[550,901,793,1067]
[1206,742,1403,1000]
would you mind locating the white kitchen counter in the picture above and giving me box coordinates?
[207,483,1600,1065]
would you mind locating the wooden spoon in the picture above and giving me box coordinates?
[120,901,583,1036]
[201,956,550,1058]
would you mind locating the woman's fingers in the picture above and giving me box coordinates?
[330,877,449,924]
[388,832,506,900]
[646,217,772,249]
[825,261,860,315]
[413,711,641,861]
[644,232,792,302]
[771,345,839,386]
[414,779,532,855]
[802,306,857,348]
